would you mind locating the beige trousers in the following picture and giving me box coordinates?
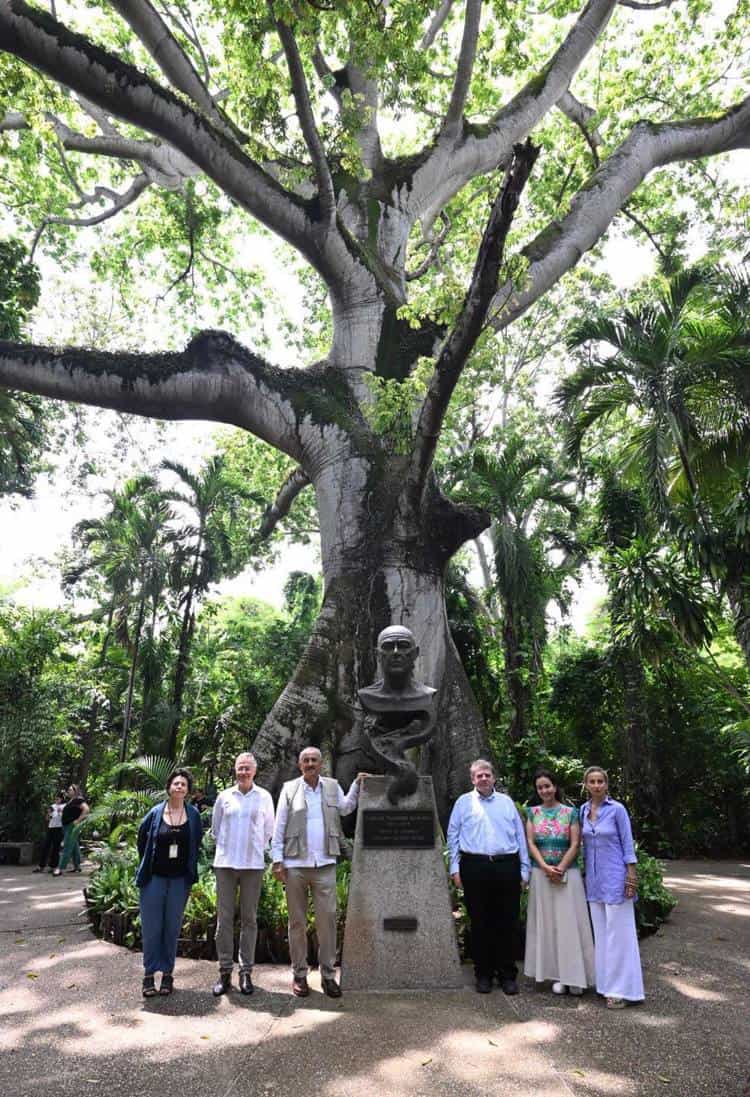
[285,864,337,979]
[214,867,264,973]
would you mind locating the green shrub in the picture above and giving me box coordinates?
[635,847,677,937]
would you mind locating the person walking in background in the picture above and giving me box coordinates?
[33,793,65,874]
[580,766,644,1009]
[211,752,275,997]
[272,747,365,999]
[53,785,89,876]
[136,767,203,998]
[447,758,530,996]
[523,768,594,995]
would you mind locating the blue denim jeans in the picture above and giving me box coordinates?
[139,874,191,976]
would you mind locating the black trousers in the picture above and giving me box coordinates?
[38,827,63,870]
[460,852,521,980]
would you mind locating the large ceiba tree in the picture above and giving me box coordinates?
[0,0,748,811]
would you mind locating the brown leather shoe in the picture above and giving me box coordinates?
[321,977,342,999]
[292,976,309,998]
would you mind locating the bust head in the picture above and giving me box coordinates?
[377,625,418,684]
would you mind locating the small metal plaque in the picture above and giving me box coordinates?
[383,917,418,932]
[362,808,435,848]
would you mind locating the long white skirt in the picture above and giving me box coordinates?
[588,900,645,1001]
[523,866,595,988]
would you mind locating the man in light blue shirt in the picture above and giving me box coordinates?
[447,758,529,995]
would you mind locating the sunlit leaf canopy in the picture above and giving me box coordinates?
[0,0,747,356]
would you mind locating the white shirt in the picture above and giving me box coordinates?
[211,783,275,870]
[447,789,530,880]
[48,803,63,828]
[271,778,359,868]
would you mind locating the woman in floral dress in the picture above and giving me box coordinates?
[523,768,595,994]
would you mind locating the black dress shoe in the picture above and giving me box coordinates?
[476,975,493,994]
[500,978,519,996]
[321,977,342,998]
[292,976,309,997]
[142,975,157,998]
[239,971,254,995]
[212,972,231,996]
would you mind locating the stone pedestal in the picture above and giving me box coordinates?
[341,775,464,990]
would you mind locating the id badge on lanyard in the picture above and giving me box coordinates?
[169,842,179,859]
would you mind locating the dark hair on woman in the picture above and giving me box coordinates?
[165,767,193,793]
[530,767,565,804]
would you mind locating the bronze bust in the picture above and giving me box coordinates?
[358,625,436,804]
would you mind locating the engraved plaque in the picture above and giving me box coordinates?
[362,808,434,848]
[383,917,418,932]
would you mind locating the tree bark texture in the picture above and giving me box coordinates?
[251,435,491,819]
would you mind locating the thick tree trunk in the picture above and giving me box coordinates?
[252,448,490,822]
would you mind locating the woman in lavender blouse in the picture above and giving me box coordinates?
[580,766,644,1009]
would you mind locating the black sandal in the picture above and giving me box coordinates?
[159,973,174,996]
[142,975,157,998]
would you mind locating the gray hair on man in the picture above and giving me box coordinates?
[298,746,322,762]
[469,758,495,776]
[235,751,257,766]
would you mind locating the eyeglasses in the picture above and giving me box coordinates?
[379,639,415,652]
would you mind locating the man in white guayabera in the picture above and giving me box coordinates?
[211,752,274,997]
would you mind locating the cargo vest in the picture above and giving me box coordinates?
[281,776,344,860]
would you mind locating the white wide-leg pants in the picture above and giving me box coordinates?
[588,899,645,1001]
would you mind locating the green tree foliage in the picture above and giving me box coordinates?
[453,432,583,742]
[559,265,750,667]
[0,604,78,839]
[180,573,322,774]
[545,629,750,856]
[0,238,55,496]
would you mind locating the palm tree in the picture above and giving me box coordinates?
[67,477,176,765]
[559,264,750,668]
[161,456,256,757]
[462,435,582,743]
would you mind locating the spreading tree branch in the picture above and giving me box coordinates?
[440,0,482,140]
[557,88,602,163]
[256,466,312,540]
[3,108,199,186]
[274,15,336,221]
[406,211,451,281]
[0,0,323,271]
[408,139,539,498]
[0,332,307,461]
[421,0,454,49]
[107,0,239,138]
[31,173,151,258]
[491,95,750,330]
[410,0,617,223]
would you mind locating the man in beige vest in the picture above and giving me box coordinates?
[272,747,365,998]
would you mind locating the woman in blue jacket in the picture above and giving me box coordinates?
[136,767,203,997]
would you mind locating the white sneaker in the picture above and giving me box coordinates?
[569,986,584,996]
[552,982,567,995]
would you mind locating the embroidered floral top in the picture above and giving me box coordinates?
[527,803,576,866]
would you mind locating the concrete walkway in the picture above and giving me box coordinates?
[1,860,748,1097]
